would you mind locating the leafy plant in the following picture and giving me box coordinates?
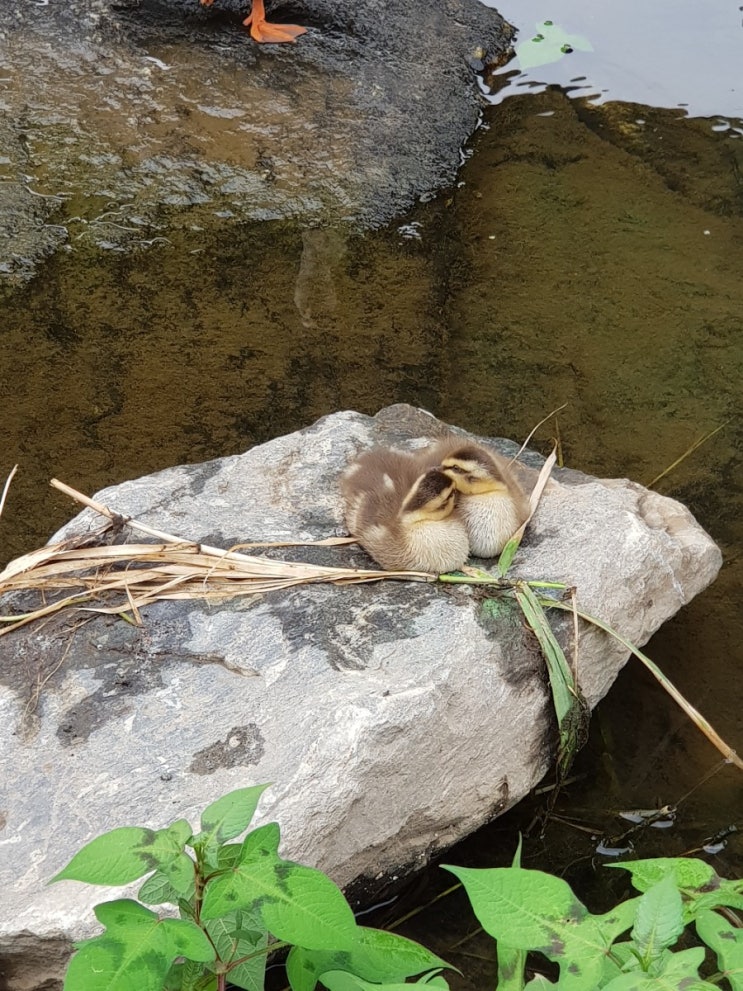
[442,851,743,990]
[52,785,452,991]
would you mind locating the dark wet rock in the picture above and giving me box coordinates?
[0,0,513,282]
[0,404,722,988]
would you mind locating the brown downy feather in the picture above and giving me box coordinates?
[340,447,470,573]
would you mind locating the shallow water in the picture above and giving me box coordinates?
[1,0,742,982]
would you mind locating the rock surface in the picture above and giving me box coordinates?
[0,404,722,989]
[0,0,513,282]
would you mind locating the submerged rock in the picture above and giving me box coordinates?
[0,404,722,989]
[0,0,513,282]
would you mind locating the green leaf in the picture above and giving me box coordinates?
[444,865,627,991]
[167,819,194,846]
[202,857,358,950]
[602,946,711,990]
[443,865,585,947]
[182,957,217,991]
[53,827,162,885]
[94,899,214,961]
[204,910,267,991]
[217,843,244,869]
[515,21,593,71]
[196,785,270,855]
[287,945,319,991]
[240,821,281,860]
[160,852,197,895]
[497,534,522,576]
[696,910,743,990]
[685,884,743,920]
[287,926,452,989]
[631,876,684,967]
[63,899,214,991]
[319,973,448,991]
[138,869,185,906]
[514,584,589,781]
[609,857,716,894]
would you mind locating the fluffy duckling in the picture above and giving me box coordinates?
[340,448,470,573]
[419,440,530,558]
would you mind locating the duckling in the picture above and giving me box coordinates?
[419,440,530,558]
[340,448,470,573]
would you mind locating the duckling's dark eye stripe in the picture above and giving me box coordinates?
[444,464,468,474]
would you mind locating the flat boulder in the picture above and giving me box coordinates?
[0,405,722,989]
[0,0,512,282]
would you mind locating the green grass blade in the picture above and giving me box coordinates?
[538,598,743,772]
[514,583,589,779]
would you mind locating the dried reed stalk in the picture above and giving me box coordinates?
[0,480,434,636]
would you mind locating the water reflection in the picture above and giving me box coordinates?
[480,0,743,122]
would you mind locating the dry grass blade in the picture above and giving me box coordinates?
[497,446,557,576]
[0,479,438,635]
[646,421,729,489]
[0,464,18,520]
[227,537,357,549]
[0,522,113,585]
[507,403,567,467]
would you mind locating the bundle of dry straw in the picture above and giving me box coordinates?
[0,478,433,637]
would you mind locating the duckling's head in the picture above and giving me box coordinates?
[400,468,458,523]
[440,446,510,496]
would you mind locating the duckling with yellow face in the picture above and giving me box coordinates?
[420,440,530,558]
[340,448,470,573]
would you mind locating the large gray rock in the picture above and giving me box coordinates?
[0,405,722,990]
[0,0,512,282]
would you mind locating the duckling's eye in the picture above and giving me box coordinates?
[445,463,467,474]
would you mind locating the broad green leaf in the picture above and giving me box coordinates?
[63,899,214,991]
[182,957,217,991]
[444,865,621,991]
[241,821,282,860]
[202,857,358,950]
[53,827,161,885]
[603,946,710,990]
[138,869,186,906]
[286,926,452,989]
[442,865,585,947]
[319,972,448,991]
[167,819,194,846]
[609,857,716,894]
[685,884,743,920]
[696,909,743,990]
[516,21,593,71]
[595,896,640,943]
[160,852,197,895]
[163,960,185,990]
[93,899,214,961]
[196,785,270,854]
[216,843,244,870]
[631,876,684,967]
[204,910,267,991]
